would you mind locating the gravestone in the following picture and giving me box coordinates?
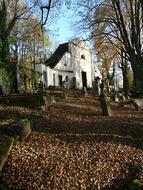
[0,119,31,142]
[0,136,14,172]
[120,94,126,101]
[99,93,112,116]
[114,94,119,102]
[82,86,88,96]
[92,77,100,96]
[131,99,143,111]
[38,81,44,95]
[63,81,68,89]
[99,80,112,116]
[72,77,76,89]
[119,98,143,111]
[118,89,126,101]
[95,77,100,95]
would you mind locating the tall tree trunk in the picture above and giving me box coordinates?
[0,1,11,93]
[138,59,143,94]
[121,51,129,97]
[12,41,20,94]
[130,54,143,95]
[12,28,21,94]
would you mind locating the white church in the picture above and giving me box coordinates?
[35,38,101,89]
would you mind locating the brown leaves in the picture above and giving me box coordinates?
[0,93,143,189]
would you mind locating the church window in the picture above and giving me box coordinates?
[81,54,85,59]
[66,76,68,82]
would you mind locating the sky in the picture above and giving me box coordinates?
[47,5,82,47]
[45,2,91,52]
[54,15,76,43]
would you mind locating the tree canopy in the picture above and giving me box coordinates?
[76,0,143,94]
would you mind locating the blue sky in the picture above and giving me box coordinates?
[46,3,91,50]
[48,5,80,45]
[55,15,76,43]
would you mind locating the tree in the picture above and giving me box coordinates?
[76,0,143,94]
[120,50,130,96]
[0,0,73,93]
[0,0,40,92]
[10,13,50,92]
[111,0,143,94]
[93,32,119,89]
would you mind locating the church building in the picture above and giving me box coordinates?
[35,38,101,89]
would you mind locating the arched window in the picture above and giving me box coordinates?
[81,54,85,60]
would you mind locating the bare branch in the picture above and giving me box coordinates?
[41,0,52,27]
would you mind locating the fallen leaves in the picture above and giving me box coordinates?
[0,92,143,189]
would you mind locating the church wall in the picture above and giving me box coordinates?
[69,40,92,88]
[35,39,102,89]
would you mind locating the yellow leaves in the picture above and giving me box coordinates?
[102,57,111,73]
[93,2,121,75]
[95,36,119,74]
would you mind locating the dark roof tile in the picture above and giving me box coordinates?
[45,42,69,68]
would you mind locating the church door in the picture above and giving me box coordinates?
[58,75,63,87]
[82,71,87,87]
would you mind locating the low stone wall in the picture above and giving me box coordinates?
[47,91,66,99]
[51,92,66,99]
[12,119,31,142]
[119,98,143,111]
[0,119,32,142]
[0,94,55,108]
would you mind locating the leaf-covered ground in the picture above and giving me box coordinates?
[0,91,143,189]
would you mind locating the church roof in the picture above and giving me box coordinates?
[45,42,69,68]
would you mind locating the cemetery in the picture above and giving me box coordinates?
[0,84,143,189]
[0,39,143,188]
[0,0,143,189]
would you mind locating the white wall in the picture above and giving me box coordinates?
[35,39,101,89]
[35,63,74,87]
[48,52,74,87]
[35,64,48,85]
[55,52,73,71]
[69,40,92,88]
